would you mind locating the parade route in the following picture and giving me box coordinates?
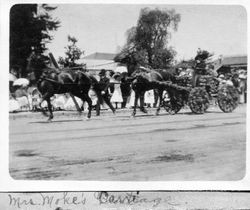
[9,104,246,181]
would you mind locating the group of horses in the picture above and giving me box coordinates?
[26,54,184,121]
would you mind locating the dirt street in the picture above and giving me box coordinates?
[9,105,246,180]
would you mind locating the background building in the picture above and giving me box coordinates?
[80,52,127,75]
[213,55,247,74]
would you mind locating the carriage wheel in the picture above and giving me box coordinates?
[188,87,210,114]
[163,100,182,115]
[217,85,239,113]
[204,101,210,111]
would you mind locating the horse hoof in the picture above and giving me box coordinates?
[42,112,48,117]
[85,117,90,121]
[47,119,52,122]
[140,109,148,114]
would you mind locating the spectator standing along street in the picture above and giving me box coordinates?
[96,69,116,115]
[110,74,123,109]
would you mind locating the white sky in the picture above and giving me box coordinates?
[46,4,247,61]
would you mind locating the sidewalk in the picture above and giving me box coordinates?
[9,107,144,120]
[9,104,246,120]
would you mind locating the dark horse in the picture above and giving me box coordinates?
[27,54,103,121]
[129,67,176,117]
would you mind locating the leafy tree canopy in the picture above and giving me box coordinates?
[58,35,86,69]
[10,4,60,76]
[115,8,181,74]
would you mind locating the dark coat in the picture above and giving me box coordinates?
[98,77,111,95]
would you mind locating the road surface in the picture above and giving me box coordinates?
[9,105,246,180]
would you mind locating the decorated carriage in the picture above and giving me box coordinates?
[163,50,239,114]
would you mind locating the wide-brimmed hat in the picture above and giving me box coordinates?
[113,73,121,80]
[219,74,225,79]
[239,74,247,79]
[99,69,106,76]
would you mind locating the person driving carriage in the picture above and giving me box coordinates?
[192,48,213,87]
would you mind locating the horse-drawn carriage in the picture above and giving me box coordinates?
[25,50,239,120]
[163,52,239,115]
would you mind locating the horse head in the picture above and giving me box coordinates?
[130,67,147,80]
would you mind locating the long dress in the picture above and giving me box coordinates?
[16,96,30,110]
[129,90,140,107]
[239,79,246,103]
[9,99,20,112]
[64,96,83,111]
[111,83,123,103]
[144,90,155,105]
[52,94,67,110]
[88,88,98,106]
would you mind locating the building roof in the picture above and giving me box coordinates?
[214,55,247,71]
[86,60,117,71]
[221,55,247,66]
[83,52,116,60]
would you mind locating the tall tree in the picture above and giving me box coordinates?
[58,35,85,68]
[10,4,60,76]
[115,8,180,74]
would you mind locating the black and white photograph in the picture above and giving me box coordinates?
[8,4,247,180]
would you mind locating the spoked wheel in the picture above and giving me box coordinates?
[217,85,239,113]
[163,100,182,115]
[204,101,210,111]
[188,87,210,114]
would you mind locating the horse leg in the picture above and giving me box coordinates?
[103,94,116,114]
[46,97,54,122]
[39,92,52,117]
[155,89,163,116]
[96,99,101,116]
[69,93,82,114]
[153,89,158,108]
[83,93,92,119]
[131,91,139,117]
[139,91,147,113]
[25,95,31,111]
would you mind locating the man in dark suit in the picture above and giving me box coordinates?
[96,69,116,116]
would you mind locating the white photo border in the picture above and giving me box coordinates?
[0,0,249,191]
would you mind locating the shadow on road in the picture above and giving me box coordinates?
[29,119,84,124]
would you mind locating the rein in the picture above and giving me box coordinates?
[42,77,61,84]
[39,75,189,89]
[41,77,124,85]
[40,77,77,86]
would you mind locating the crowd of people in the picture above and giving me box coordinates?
[177,65,247,104]
[9,69,127,112]
[213,69,247,103]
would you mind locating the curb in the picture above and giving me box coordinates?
[9,104,245,120]
[9,108,156,120]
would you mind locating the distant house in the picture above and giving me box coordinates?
[84,52,116,61]
[213,55,247,74]
[80,52,125,74]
